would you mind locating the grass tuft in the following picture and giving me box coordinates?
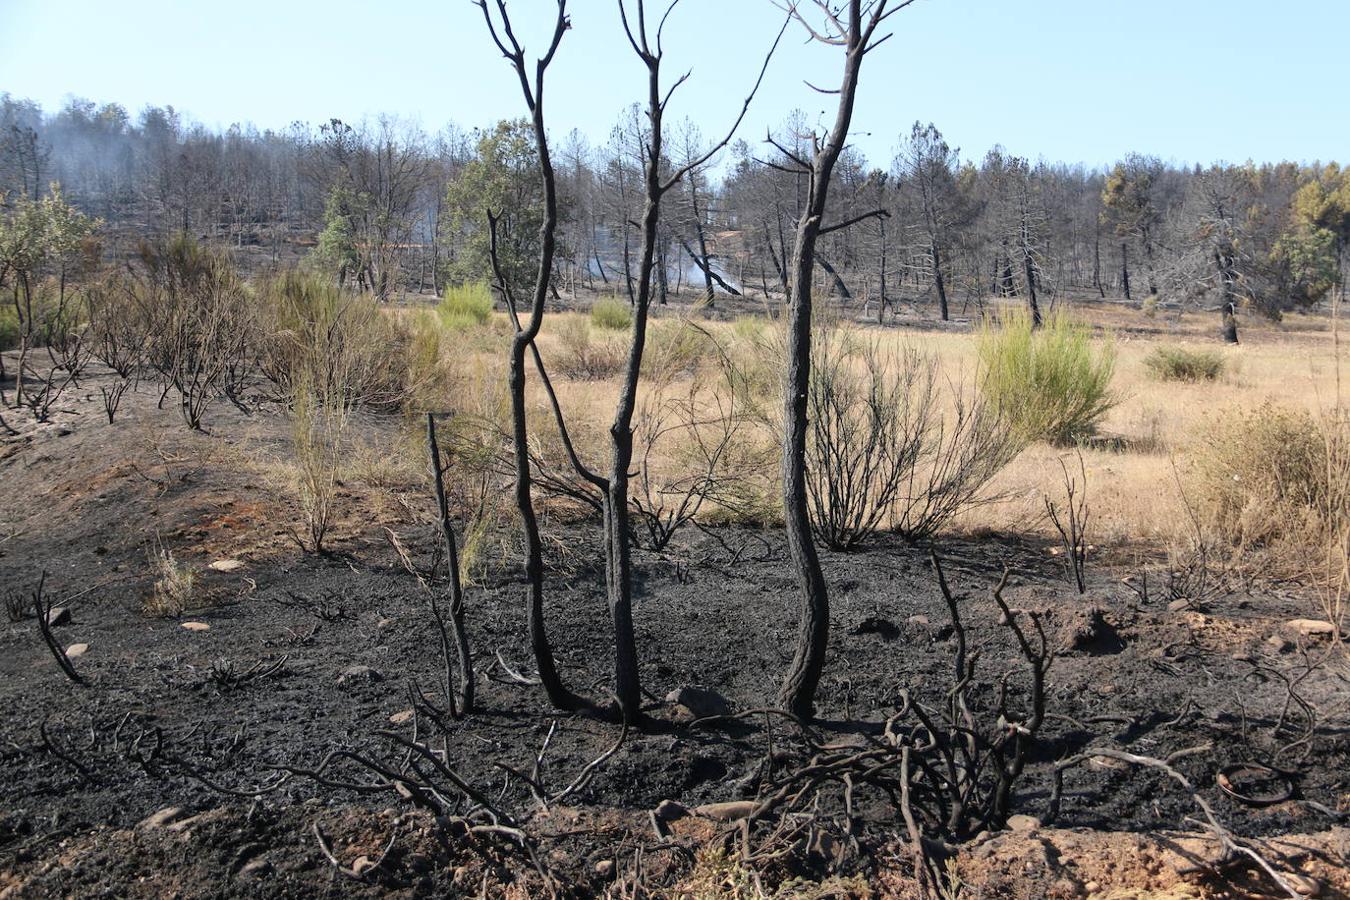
[1144,345,1226,382]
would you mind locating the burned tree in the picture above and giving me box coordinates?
[475,0,587,712]
[775,0,907,718]
[595,0,782,722]
[897,121,964,321]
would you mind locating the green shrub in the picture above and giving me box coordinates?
[438,283,494,331]
[978,308,1117,446]
[590,295,632,331]
[1144,344,1225,382]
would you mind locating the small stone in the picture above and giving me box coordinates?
[236,858,273,880]
[1168,598,1191,612]
[1088,754,1130,771]
[1285,873,1321,896]
[1266,635,1294,653]
[388,709,414,725]
[45,606,70,627]
[906,615,930,627]
[1006,814,1040,832]
[351,855,376,876]
[693,800,756,821]
[338,665,382,685]
[138,807,186,829]
[1285,619,1336,638]
[209,559,244,572]
[181,621,210,632]
[654,799,689,822]
[64,643,89,658]
[1084,881,1100,894]
[594,859,615,878]
[665,686,732,719]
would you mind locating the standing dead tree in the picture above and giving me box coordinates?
[590,0,784,723]
[427,413,474,716]
[475,0,589,712]
[774,0,908,718]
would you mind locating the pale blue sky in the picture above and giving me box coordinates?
[1,0,1345,169]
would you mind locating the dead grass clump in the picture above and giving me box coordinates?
[1143,344,1226,382]
[1187,403,1349,631]
[553,317,625,381]
[146,545,195,617]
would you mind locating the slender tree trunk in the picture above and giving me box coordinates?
[816,254,851,300]
[1216,247,1240,343]
[933,239,949,321]
[1120,242,1132,302]
[779,0,881,718]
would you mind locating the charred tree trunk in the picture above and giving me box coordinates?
[1024,250,1041,327]
[1216,246,1240,343]
[427,414,474,715]
[1092,227,1105,298]
[779,0,890,719]
[1120,242,1132,302]
[677,236,741,298]
[764,220,789,295]
[477,1,585,712]
[877,216,888,322]
[816,254,851,300]
[933,239,949,321]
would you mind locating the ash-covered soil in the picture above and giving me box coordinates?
[1,378,1347,897]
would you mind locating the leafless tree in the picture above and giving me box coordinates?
[774,0,908,718]
[475,0,589,712]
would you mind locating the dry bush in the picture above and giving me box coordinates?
[630,337,759,549]
[641,316,713,385]
[85,271,148,378]
[257,270,408,410]
[145,545,195,617]
[589,294,632,331]
[552,317,625,381]
[135,235,253,430]
[437,282,494,331]
[797,329,1023,550]
[1187,402,1349,632]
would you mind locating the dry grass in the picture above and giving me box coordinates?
[145,544,195,617]
[238,293,1346,622]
